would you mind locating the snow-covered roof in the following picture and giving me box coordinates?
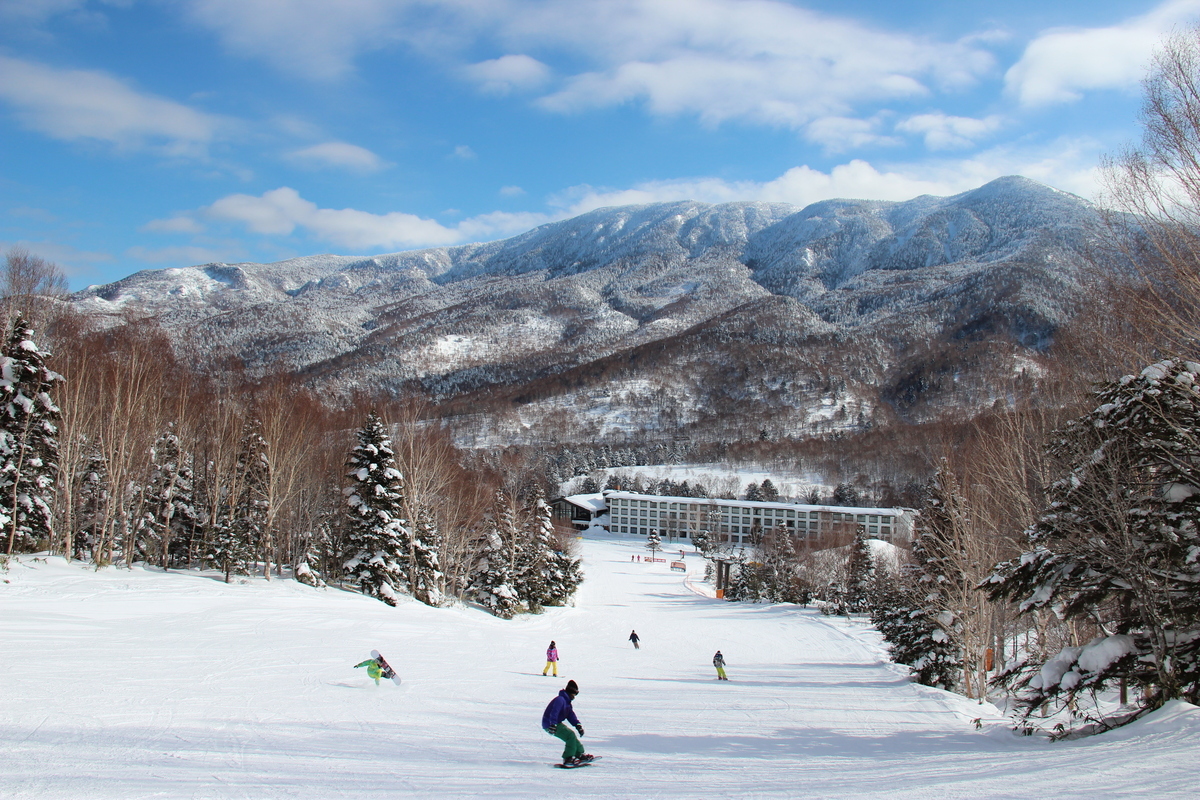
[561,493,608,513]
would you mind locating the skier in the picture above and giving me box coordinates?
[541,679,592,766]
[713,650,728,680]
[543,641,559,677]
[354,655,387,685]
[629,630,640,649]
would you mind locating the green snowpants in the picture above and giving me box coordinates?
[546,725,584,761]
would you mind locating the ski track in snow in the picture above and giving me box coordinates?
[2,535,1198,799]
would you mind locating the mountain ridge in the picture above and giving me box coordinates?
[72,176,1104,446]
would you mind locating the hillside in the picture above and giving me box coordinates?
[72,176,1106,446]
[3,533,1197,798]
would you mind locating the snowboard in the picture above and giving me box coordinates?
[553,756,602,769]
[371,649,402,685]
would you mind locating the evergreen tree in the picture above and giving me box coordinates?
[987,359,1200,717]
[832,482,861,507]
[870,568,958,689]
[744,482,763,502]
[759,478,779,502]
[142,428,197,569]
[645,529,662,559]
[470,489,521,618]
[0,316,61,555]
[76,446,108,562]
[405,503,445,607]
[519,489,581,609]
[844,529,875,611]
[206,420,267,583]
[908,461,971,691]
[579,475,599,494]
[341,413,408,605]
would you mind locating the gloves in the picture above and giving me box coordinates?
[547,724,557,735]
[576,725,585,737]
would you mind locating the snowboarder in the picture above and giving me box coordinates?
[543,641,559,677]
[354,655,387,685]
[629,630,640,649]
[541,679,592,767]
[713,650,728,680]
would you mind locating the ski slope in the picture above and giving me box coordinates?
[3,532,1198,799]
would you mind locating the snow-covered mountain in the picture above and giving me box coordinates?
[73,176,1104,445]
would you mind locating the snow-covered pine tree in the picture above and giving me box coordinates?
[871,531,961,690]
[844,528,875,612]
[405,504,445,607]
[341,412,408,606]
[76,446,108,562]
[869,566,958,690]
[526,489,581,608]
[207,419,267,583]
[469,489,521,618]
[0,315,61,556]
[910,460,971,692]
[986,359,1200,718]
[759,479,779,502]
[143,428,197,570]
[645,529,662,559]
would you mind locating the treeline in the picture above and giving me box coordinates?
[0,263,581,614]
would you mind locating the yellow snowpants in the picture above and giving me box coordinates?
[543,661,558,676]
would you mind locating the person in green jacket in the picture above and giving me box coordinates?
[355,656,387,685]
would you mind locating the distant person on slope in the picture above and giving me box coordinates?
[629,630,640,649]
[713,650,728,681]
[542,679,592,766]
[543,641,559,677]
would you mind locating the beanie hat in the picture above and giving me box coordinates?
[565,679,579,696]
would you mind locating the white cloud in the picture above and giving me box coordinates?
[0,56,224,156]
[183,0,416,81]
[805,116,900,153]
[896,112,1004,150]
[1006,0,1200,107]
[200,187,550,250]
[163,140,1104,254]
[553,142,1102,215]
[522,0,993,129]
[499,185,526,197]
[463,54,552,95]
[180,0,994,133]
[451,145,477,160]
[285,141,388,172]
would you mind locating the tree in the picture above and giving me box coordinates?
[470,489,521,618]
[832,482,861,507]
[142,428,196,569]
[844,529,875,612]
[405,504,445,607]
[759,478,779,502]
[987,359,1200,720]
[744,482,763,502]
[1,316,62,555]
[0,248,68,346]
[341,413,408,606]
[645,529,662,559]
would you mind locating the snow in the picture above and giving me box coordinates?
[4,534,1200,798]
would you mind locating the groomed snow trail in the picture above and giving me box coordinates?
[2,532,1198,799]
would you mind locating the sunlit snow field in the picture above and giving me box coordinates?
[3,532,1198,799]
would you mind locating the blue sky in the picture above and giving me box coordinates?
[1,0,1196,289]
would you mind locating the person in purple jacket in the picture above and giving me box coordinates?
[541,679,592,766]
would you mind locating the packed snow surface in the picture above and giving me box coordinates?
[3,533,1199,799]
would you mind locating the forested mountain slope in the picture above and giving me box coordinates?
[73,176,1105,445]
